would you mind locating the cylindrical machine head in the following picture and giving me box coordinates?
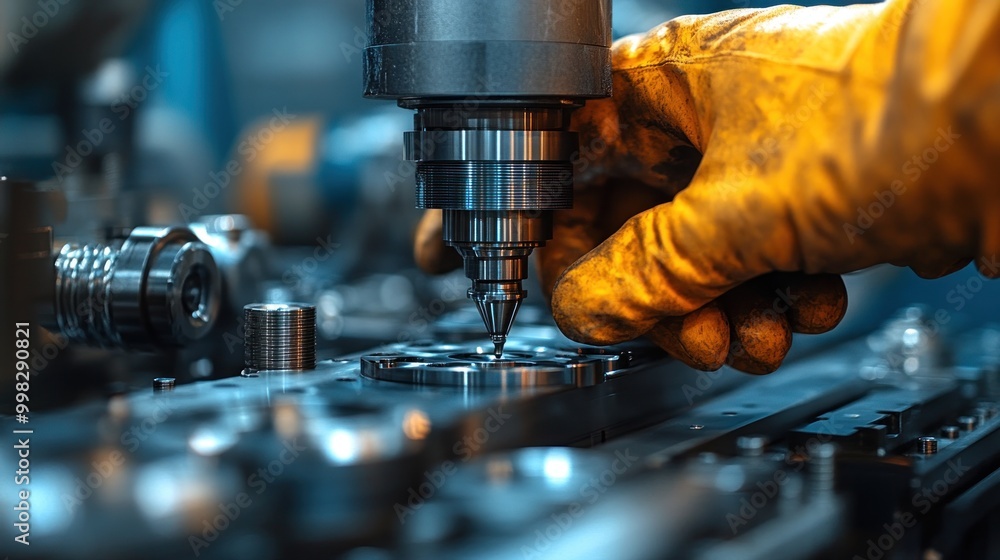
[364,0,612,100]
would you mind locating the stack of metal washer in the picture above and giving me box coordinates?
[243,302,317,371]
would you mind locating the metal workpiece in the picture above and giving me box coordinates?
[364,0,612,358]
[52,226,221,349]
[360,343,625,387]
[917,436,939,455]
[152,376,175,391]
[244,303,317,372]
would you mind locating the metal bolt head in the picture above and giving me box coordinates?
[917,436,938,455]
[153,377,176,391]
[940,426,960,440]
[972,407,992,425]
[957,415,978,431]
[977,402,998,419]
[736,436,767,457]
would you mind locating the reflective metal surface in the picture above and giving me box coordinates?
[360,342,626,387]
[12,319,1000,559]
[244,303,317,372]
[52,225,221,349]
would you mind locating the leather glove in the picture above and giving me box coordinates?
[416,0,1000,373]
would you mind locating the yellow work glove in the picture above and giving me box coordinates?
[416,0,1000,374]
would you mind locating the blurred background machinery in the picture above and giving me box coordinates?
[3,0,1000,559]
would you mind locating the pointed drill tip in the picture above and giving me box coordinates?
[493,339,505,358]
[474,297,519,359]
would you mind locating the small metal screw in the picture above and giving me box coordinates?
[917,436,938,455]
[736,436,767,457]
[957,415,978,431]
[940,426,960,440]
[972,407,991,426]
[809,444,836,498]
[153,377,176,391]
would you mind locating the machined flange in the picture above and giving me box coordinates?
[360,343,628,388]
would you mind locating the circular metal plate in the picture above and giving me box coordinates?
[360,345,622,388]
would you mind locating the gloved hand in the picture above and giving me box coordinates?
[415,0,1000,374]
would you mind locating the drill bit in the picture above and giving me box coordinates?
[471,282,522,359]
[492,337,505,358]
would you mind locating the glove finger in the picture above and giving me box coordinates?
[646,302,729,371]
[722,281,793,375]
[910,258,974,279]
[767,272,849,334]
[551,167,787,345]
[414,209,463,275]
